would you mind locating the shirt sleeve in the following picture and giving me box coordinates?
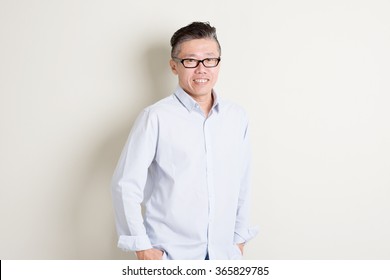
[111,109,158,252]
[234,117,259,244]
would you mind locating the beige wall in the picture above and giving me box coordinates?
[1,0,390,259]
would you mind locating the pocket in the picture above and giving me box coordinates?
[152,246,167,260]
[229,244,243,260]
[161,250,168,260]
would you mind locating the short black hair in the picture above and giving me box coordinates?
[170,22,221,58]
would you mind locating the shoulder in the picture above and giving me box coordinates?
[143,95,178,116]
[132,95,178,124]
[131,95,174,124]
[219,98,249,120]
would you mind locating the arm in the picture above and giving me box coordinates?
[234,118,259,249]
[111,109,159,256]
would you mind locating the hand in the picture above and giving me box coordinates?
[237,243,245,255]
[136,248,164,260]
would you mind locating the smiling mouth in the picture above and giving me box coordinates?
[193,79,209,83]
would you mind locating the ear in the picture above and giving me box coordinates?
[170,59,178,75]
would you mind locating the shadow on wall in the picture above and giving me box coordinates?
[70,42,175,259]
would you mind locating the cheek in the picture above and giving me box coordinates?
[183,74,193,83]
[178,74,192,87]
[212,71,220,81]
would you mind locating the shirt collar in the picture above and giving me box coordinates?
[174,86,220,113]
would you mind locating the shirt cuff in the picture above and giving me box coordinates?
[118,234,153,252]
[234,226,259,244]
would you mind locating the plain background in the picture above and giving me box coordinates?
[1,0,389,259]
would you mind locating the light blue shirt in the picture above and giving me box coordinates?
[111,87,258,260]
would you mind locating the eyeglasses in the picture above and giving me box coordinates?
[173,57,221,68]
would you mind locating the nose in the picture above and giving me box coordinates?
[195,62,207,73]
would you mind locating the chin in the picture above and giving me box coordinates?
[183,85,213,97]
[194,90,212,97]
[193,86,213,95]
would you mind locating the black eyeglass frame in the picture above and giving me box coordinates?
[172,57,221,68]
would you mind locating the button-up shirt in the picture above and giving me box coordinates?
[111,86,258,260]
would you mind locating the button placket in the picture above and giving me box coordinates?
[203,115,215,257]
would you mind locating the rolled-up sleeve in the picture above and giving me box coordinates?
[111,109,158,252]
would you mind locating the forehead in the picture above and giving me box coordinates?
[178,38,220,57]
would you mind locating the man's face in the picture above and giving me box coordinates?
[170,38,220,99]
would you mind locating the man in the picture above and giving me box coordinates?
[111,22,257,260]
